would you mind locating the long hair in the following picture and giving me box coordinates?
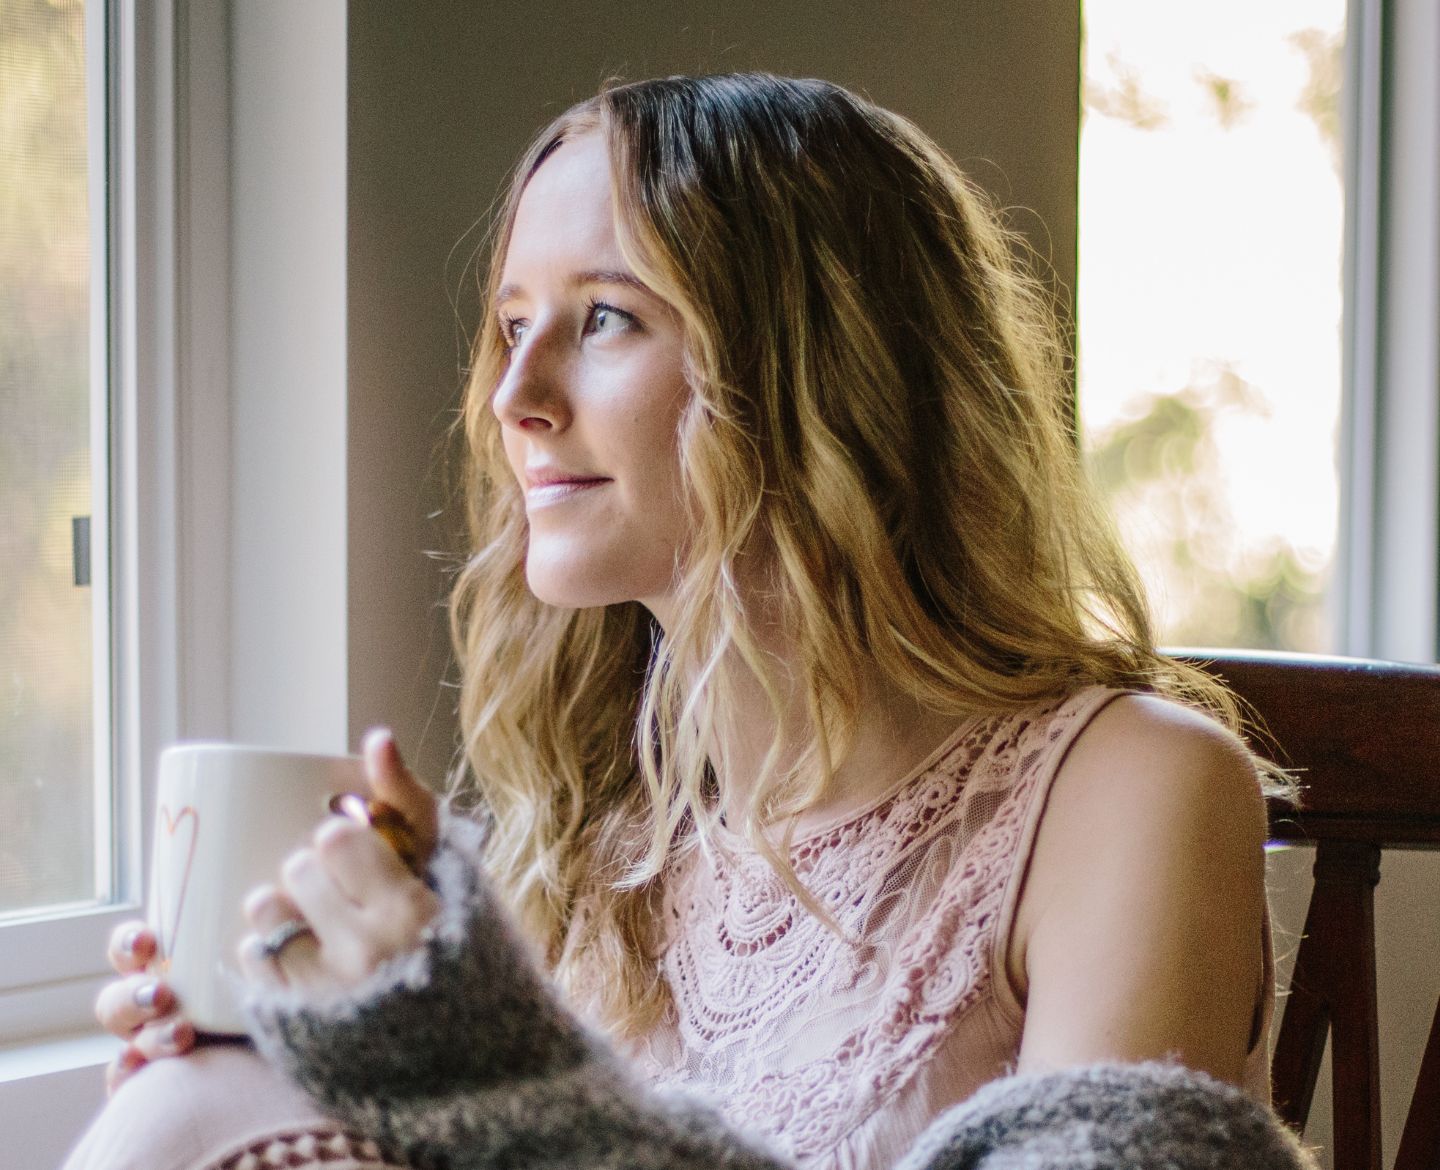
[450,73,1268,1041]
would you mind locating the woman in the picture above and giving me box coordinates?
[73,74,1306,1170]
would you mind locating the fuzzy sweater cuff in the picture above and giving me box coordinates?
[244,811,599,1099]
[243,809,783,1169]
[897,1061,1319,1170]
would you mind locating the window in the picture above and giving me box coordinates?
[0,0,112,923]
[1078,0,1347,653]
[0,0,141,1068]
[1079,7,1440,1167]
[2,0,243,1157]
[0,0,203,1059]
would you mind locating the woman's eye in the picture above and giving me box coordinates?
[586,302,633,336]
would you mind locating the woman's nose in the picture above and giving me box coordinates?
[491,331,571,432]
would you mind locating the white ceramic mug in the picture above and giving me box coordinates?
[147,743,364,1035]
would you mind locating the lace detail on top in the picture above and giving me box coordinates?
[638,690,1112,1165]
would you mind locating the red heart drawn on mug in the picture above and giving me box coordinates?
[157,804,199,961]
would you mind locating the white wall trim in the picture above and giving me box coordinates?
[173,0,234,742]
[1345,0,1440,665]
[1370,0,1440,664]
[1339,0,1384,657]
[227,0,349,753]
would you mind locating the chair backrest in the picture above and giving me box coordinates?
[1181,651,1440,1170]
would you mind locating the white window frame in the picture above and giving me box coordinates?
[0,0,124,1043]
[1341,0,1440,665]
[0,0,136,1050]
[0,0,232,1115]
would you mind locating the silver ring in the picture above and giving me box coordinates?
[258,918,314,960]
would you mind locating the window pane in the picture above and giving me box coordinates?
[0,0,102,917]
[1079,0,1346,652]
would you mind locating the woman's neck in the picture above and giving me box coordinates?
[704,631,960,839]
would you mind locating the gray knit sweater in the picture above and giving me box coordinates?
[244,812,1318,1170]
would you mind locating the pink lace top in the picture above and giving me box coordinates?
[635,687,1275,1170]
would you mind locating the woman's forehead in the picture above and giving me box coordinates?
[503,136,623,282]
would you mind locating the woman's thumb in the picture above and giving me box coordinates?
[362,727,440,856]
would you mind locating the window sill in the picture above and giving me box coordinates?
[0,1031,116,1170]
[0,1029,117,1084]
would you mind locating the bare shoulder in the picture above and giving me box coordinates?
[1027,691,1268,925]
[1058,692,1264,820]
[1009,692,1269,1083]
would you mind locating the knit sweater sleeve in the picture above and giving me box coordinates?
[242,808,789,1170]
[896,1061,1321,1170]
[242,811,1317,1170]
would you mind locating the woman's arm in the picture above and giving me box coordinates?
[897,1062,1316,1170]
[242,808,790,1170]
[1009,694,1270,1083]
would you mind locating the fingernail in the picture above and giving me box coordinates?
[363,727,394,757]
[159,1020,188,1053]
[134,981,161,1010]
[107,1047,145,1095]
[243,883,276,920]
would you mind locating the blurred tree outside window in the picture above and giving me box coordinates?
[1079,0,1345,653]
[0,0,105,918]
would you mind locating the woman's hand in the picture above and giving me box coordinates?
[238,728,442,995]
[93,922,196,1094]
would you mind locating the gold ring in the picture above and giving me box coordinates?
[328,793,423,874]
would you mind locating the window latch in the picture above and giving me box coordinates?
[72,515,91,587]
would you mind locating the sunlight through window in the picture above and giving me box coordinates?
[1079,0,1346,652]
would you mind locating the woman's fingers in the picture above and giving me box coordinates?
[310,817,441,960]
[102,1022,196,1096]
[106,921,156,975]
[282,833,411,981]
[244,879,308,932]
[280,836,366,928]
[236,734,445,997]
[105,1046,147,1096]
[128,1015,195,1062]
[239,882,329,991]
[362,728,439,859]
[310,815,410,902]
[94,972,177,1038]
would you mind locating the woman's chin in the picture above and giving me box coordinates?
[524,567,635,611]
[522,546,677,615]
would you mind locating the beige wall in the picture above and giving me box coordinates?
[344,0,1082,784]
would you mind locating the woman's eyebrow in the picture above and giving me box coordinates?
[494,269,653,309]
[574,269,652,295]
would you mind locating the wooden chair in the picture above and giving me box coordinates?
[1179,650,1440,1170]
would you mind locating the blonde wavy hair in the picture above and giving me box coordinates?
[450,73,1265,1042]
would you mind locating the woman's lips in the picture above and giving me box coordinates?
[525,477,610,508]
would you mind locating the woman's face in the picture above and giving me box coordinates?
[492,134,691,617]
